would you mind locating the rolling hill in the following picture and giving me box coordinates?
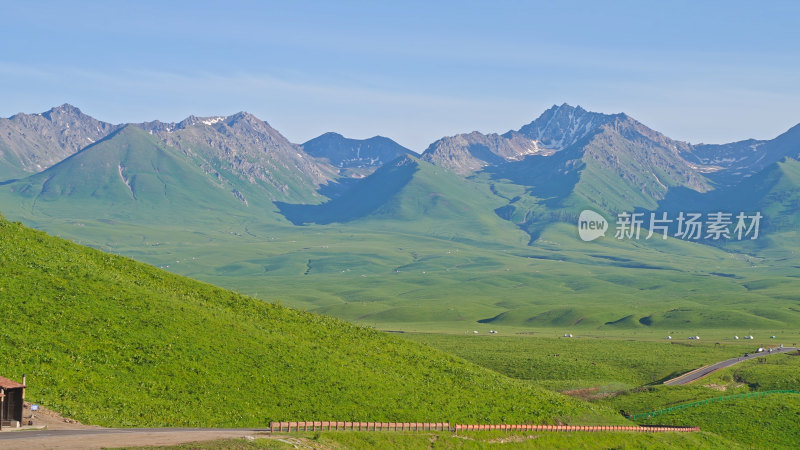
[276,155,523,243]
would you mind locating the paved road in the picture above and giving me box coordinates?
[663,346,797,386]
[0,428,271,449]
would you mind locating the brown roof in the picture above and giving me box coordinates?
[0,376,25,389]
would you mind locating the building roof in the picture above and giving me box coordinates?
[0,376,25,389]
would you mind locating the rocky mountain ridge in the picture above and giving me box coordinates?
[1,103,797,218]
[0,104,119,179]
[301,132,415,178]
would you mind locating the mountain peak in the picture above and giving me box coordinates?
[177,115,200,128]
[0,104,119,178]
[308,131,347,142]
[226,111,261,125]
[172,112,262,129]
[42,103,86,121]
[302,132,415,173]
[50,103,81,112]
[551,102,585,113]
[510,103,621,151]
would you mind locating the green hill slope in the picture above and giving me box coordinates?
[277,155,527,244]
[717,157,800,234]
[2,126,260,224]
[141,113,335,206]
[0,215,624,427]
[636,396,800,448]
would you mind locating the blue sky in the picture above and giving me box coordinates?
[1,1,799,151]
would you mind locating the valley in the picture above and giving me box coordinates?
[1,104,798,336]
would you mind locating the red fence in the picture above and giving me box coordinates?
[269,422,451,432]
[269,421,699,433]
[454,424,699,432]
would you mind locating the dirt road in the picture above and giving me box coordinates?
[0,428,271,449]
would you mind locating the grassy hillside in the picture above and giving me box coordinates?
[0,138,27,180]
[408,333,800,448]
[598,349,800,449]
[635,396,800,448]
[2,126,260,224]
[404,334,752,391]
[660,157,800,238]
[277,155,526,242]
[0,215,626,427]
[722,157,800,234]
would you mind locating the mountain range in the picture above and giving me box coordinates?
[3,103,796,228]
[0,102,798,331]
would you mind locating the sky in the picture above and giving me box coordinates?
[1,0,799,151]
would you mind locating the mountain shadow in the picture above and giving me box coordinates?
[657,156,800,236]
[483,152,583,206]
[315,177,363,200]
[276,156,419,225]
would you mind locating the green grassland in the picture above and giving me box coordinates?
[602,351,800,417]
[0,215,630,427]
[3,208,797,336]
[712,352,800,390]
[601,350,800,448]
[403,333,800,447]
[624,350,800,407]
[635,396,800,449]
[401,334,763,390]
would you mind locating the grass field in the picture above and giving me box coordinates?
[4,207,798,338]
[401,332,800,448]
[602,350,800,413]
[635,395,800,448]
[705,351,800,390]
[593,346,800,448]
[0,215,628,428]
[402,333,796,390]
